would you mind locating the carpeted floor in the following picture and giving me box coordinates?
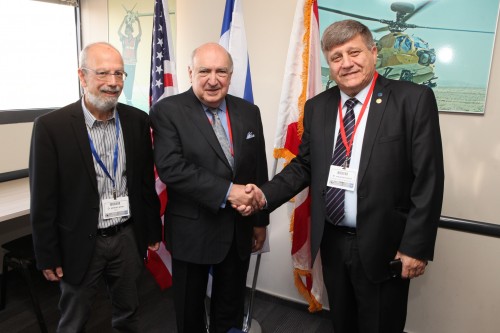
[0,267,333,333]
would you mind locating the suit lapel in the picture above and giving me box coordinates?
[70,101,98,193]
[187,90,233,171]
[358,76,390,186]
[323,88,341,180]
[226,96,243,173]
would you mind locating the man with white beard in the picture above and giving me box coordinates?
[29,42,161,332]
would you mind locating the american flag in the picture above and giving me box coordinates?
[149,0,178,106]
[145,0,178,290]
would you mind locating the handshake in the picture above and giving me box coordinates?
[227,184,266,216]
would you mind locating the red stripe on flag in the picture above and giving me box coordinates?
[158,188,168,216]
[283,122,301,156]
[306,272,313,291]
[163,73,174,87]
[291,193,311,254]
[146,247,172,290]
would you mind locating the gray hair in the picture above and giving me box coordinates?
[321,20,375,54]
[79,42,121,68]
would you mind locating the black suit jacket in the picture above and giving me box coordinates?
[150,89,269,264]
[261,76,444,282]
[29,100,161,285]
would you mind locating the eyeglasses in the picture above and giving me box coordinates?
[81,67,128,81]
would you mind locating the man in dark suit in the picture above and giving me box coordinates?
[241,20,444,332]
[29,42,162,332]
[149,42,269,333]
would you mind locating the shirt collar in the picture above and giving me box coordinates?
[81,98,116,128]
[202,99,227,114]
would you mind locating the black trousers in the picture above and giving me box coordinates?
[57,224,143,333]
[172,238,250,333]
[320,222,410,333]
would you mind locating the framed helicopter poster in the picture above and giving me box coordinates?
[318,0,500,113]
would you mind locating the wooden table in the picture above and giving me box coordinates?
[0,178,30,223]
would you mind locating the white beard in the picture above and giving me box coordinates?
[86,90,119,113]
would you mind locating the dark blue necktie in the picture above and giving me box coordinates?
[325,98,358,225]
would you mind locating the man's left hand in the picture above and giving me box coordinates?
[395,251,428,279]
[252,227,266,253]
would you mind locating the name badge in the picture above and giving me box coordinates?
[327,165,357,191]
[102,196,130,220]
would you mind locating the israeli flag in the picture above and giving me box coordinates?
[219,0,254,103]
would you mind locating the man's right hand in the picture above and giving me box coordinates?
[227,184,255,207]
[42,267,63,282]
[231,184,266,216]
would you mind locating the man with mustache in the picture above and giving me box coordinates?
[29,42,161,332]
[239,20,444,333]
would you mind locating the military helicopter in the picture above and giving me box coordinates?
[319,1,494,88]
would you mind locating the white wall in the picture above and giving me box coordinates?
[80,0,108,43]
[3,0,500,331]
[0,123,32,173]
[404,15,500,331]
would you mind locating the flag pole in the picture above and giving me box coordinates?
[243,158,278,332]
[243,253,261,332]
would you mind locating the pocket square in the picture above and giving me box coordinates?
[246,132,255,139]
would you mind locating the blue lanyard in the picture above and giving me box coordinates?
[88,111,121,199]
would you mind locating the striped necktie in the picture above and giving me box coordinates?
[325,98,358,225]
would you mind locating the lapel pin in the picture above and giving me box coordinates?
[376,98,382,104]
